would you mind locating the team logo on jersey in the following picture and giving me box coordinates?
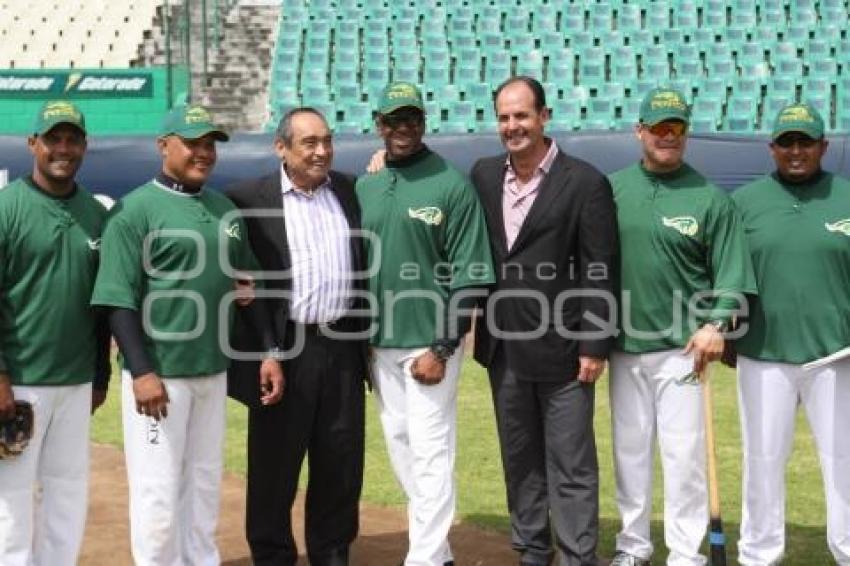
[825,219,850,236]
[87,238,101,251]
[224,223,241,240]
[662,216,699,237]
[408,207,443,226]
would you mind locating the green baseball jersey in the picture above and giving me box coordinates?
[610,162,757,353]
[356,148,495,348]
[0,177,107,386]
[732,172,850,364]
[91,181,256,378]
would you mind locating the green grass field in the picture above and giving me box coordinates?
[92,361,832,563]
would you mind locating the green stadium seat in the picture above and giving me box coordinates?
[476,15,501,33]
[550,99,582,131]
[582,117,613,130]
[627,30,654,49]
[480,32,506,57]
[740,62,771,84]
[675,58,704,81]
[434,84,461,103]
[600,82,626,100]
[484,61,511,87]
[660,29,686,49]
[775,58,803,78]
[565,85,592,107]
[703,12,727,29]
[691,97,723,126]
[612,60,639,83]
[596,31,625,49]
[770,40,798,61]
[464,82,493,111]
[392,65,419,84]
[332,67,358,87]
[706,58,735,78]
[561,14,585,35]
[446,101,477,132]
[568,31,595,50]
[578,60,606,87]
[783,25,810,44]
[274,67,299,86]
[451,32,477,52]
[547,58,576,86]
[647,13,671,31]
[691,28,717,47]
[301,84,332,106]
[763,93,793,123]
[333,83,362,105]
[424,101,441,132]
[644,60,671,82]
[642,45,668,64]
[532,4,559,33]
[690,116,718,132]
[669,78,695,101]
[630,79,659,100]
[732,76,761,98]
[724,115,755,132]
[517,50,545,80]
[617,5,642,31]
[759,9,784,28]
[767,75,797,97]
[539,32,567,54]
[808,59,838,80]
[619,97,642,125]
[697,77,729,101]
[509,33,536,55]
[271,85,300,107]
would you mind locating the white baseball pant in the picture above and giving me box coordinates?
[737,356,850,565]
[371,346,464,566]
[122,370,226,566]
[609,350,708,566]
[0,382,92,566]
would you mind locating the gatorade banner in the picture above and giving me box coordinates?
[0,71,153,98]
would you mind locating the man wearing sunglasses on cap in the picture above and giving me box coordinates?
[730,103,850,565]
[356,82,495,566]
[607,88,756,566]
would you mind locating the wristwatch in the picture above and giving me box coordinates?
[706,320,729,333]
[265,346,286,361]
[429,342,455,362]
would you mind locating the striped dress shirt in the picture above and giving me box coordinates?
[502,138,559,250]
[280,165,353,324]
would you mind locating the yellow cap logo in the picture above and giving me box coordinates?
[185,105,211,124]
[42,101,81,121]
[778,106,814,124]
[388,84,418,99]
[651,91,686,111]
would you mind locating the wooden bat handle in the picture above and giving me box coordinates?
[702,368,722,518]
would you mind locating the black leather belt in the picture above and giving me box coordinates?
[287,318,348,337]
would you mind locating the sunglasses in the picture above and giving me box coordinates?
[647,121,687,137]
[381,110,424,129]
[773,134,820,149]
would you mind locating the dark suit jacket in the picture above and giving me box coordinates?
[224,169,368,408]
[470,150,619,382]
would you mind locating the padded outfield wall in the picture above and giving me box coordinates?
[0,67,189,136]
[0,131,848,199]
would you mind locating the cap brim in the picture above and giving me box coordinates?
[642,113,690,127]
[38,120,86,136]
[166,127,229,142]
[772,127,821,141]
[379,103,425,115]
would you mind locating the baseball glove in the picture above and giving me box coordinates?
[0,401,34,459]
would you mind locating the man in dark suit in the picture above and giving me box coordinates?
[225,107,368,566]
[470,77,619,566]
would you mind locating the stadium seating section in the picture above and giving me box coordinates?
[0,0,160,68]
[268,0,850,134]
[0,1,193,135]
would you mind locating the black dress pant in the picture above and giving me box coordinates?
[489,350,599,566]
[246,329,365,566]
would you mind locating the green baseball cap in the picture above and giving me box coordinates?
[639,87,690,126]
[378,81,424,114]
[34,100,86,135]
[771,102,824,140]
[159,104,229,141]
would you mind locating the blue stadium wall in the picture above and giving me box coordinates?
[1,132,849,198]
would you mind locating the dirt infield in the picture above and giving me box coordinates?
[80,443,516,565]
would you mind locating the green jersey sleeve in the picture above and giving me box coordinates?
[91,209,146,310]
[443,178,495,291]
[705,195,757,322]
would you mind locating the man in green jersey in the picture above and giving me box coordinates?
[356,82,495,566]
[608,88,756,566]
[731,103,850,565]
[91,104,283,565]
[0,101,110,565]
